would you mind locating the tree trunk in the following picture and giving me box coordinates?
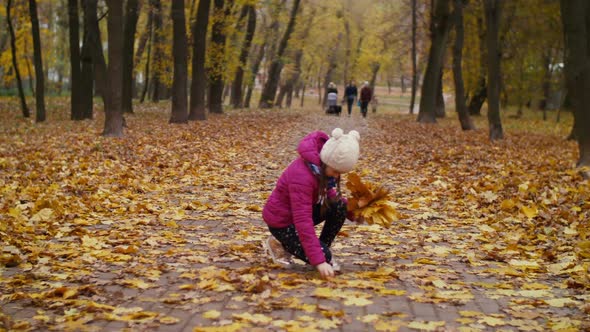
[208,0,230,114]
[134,10,152,72]
[150,0,163,102]
[7,0,30,118]
[244,43,266,108]
[484,0,503,140]
[418,0,452,124]
[468,14,487,116]
[139,10,153,104]
[275,7,313,108]
[84,0,107,103]
[409,0,417,114]
[343,9,351,84]
[230,5,256,108]
[80,4,94,120]
[435,69,445,118]
[369,62,380,91]
[103,0,125,137]
[139,42,151,103]
[452,0,475,130]
[122,0,139,114]
[468,79,486,116]
[560,0,590,173]
[189,0,210,120]
[322,33,343,107]
[259,0,301,108]
[29,0,45,122]
[69,0,84,120]
[170,0,188,123]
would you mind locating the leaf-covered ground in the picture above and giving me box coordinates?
[1,99,589,331]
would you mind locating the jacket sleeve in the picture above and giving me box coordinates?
[288,180,326,266]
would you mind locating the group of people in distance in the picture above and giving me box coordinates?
[326,81,376,118]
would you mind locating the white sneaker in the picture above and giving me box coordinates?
[263,236,293,267]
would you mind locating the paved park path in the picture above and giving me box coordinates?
[1,110,587,331]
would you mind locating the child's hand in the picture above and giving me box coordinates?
[316,262,334,279]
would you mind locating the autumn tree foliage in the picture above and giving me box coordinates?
[0,0,587,173]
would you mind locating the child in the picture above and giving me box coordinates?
[262,128,361,279]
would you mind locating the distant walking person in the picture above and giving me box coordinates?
[359,82,373,118]
[343,81,358,117]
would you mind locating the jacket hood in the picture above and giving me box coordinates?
[297,131,329,166]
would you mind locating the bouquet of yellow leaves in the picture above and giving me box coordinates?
[345,172,399,228]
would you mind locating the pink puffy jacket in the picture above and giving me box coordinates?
[262,131,329,266]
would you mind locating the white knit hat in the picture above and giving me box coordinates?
[320,128,360,173]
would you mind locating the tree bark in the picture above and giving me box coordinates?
[343,5,351,84]
[275,8,313,108]
[560,0,590,172]
[244,43,266,109]
[468,14,487,116]
[259,0,301,109]
[170,0,188,123]
[452,0,475,130]
[189,0,210,120]
[29,0,45,122]
[435,69,445,118]
[139,7,153,104]
[208,0,231,114]
[483,0,503,140]
[80,2,94,119]
[418,0,452,124]
[134,11,152,72]
[322,33,343,107]
[409,0,418,114]
[103,0,125,137]
[69,0,84,120]
[7,0,30,118]
[230,5,256,108]
[122,0,139,114]
[150,0,163,102]
[84,0,107,102]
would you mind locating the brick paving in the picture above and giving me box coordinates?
[1,112,588,331]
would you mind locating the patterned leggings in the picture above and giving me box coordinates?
[268,199,347,264]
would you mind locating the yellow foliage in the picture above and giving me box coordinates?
[346,172,399,228]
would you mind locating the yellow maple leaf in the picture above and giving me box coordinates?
[159,316,180,325]
[122,279,153,289]
[232,312,272,324]
[459,310,483,317]
[545,297,579,308]
[478,316,506,327]
[202,310,221,319]
[407,320,445,331]
[521,205,538,219]
[316,319,340,329]
[500,199,516,210]
[343,296,373,306]
[508,259,541,270]
[313,287,335,299]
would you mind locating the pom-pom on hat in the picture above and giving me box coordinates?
[320,128,360,173]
